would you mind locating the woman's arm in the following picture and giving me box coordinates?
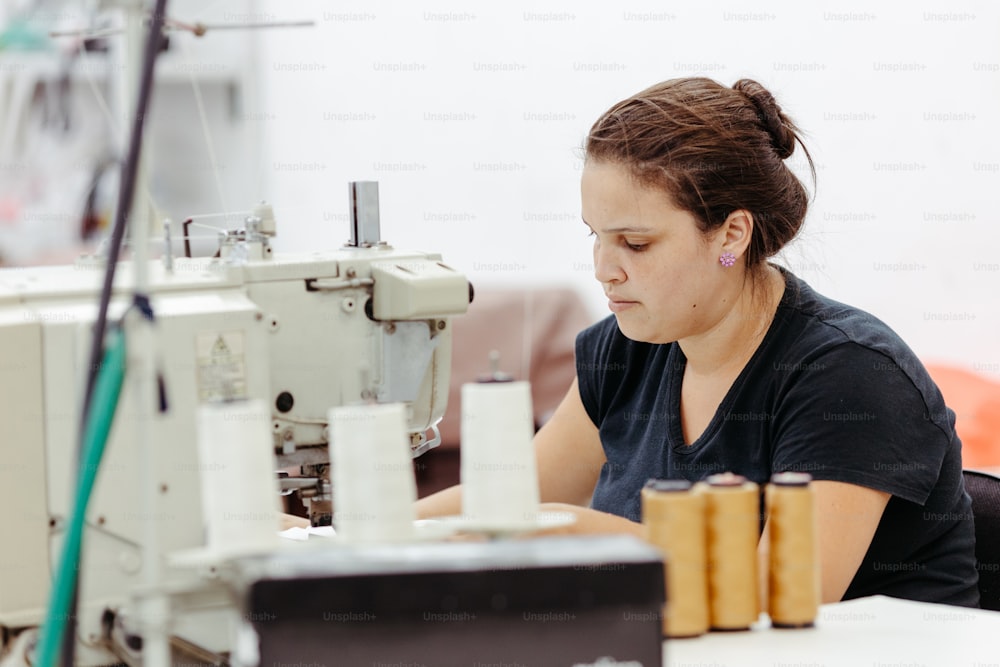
[539,481,888,607]
[811,480,890,602]
[758,480,889,606]
[416,378,607,518]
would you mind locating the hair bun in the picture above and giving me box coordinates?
[733,79,796,159]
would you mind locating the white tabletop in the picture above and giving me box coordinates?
[665,595,999,667]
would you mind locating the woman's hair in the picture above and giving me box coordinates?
[585,77,814,272]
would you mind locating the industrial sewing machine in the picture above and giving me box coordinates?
[0,182,666,666]
[0,182,470,662]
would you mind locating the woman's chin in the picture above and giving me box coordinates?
[615,317,677,345]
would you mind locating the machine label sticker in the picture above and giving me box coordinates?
[196,331,248,401]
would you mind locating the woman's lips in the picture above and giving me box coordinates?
[607,298,639,313]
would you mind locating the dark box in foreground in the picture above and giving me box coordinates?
[237,535,665,667]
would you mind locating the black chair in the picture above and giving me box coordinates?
[963,469,1000,611]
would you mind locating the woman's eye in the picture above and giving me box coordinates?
[625,241,648,251]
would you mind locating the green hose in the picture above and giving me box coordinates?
[36,327,126,667]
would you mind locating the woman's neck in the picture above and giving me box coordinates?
[678,264,786,378]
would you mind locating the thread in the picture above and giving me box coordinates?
[641,479,709,638]
[767,471,820,627]
[195,399,281,553]
[460,380,538,524]
[704,473,760,630]
[328,402,418,543]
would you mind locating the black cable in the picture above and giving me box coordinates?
[63,2,170,666]
[183,217,193,257]
[79,3,168,447]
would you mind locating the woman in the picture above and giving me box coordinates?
[417,77,979,607]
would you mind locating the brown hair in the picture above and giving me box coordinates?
[585,77,814,273]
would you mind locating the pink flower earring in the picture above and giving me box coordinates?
[719,251,736,267]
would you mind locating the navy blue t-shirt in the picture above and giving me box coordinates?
[576,268,979,607]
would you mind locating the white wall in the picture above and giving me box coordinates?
[0,0,263,262]
[250,0,999,376]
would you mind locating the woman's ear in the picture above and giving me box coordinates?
[719,209,754,257]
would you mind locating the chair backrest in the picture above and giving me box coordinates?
[963,469,1000,611]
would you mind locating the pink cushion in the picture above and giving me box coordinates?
[437,287,595,448]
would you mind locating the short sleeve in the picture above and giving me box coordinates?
[575,316,616,428]
[771,342,954,506]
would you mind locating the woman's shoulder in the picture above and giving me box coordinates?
[576,314,653,357]
[578,313,620,341]
[575,314,676,399]
[576,314,664,374]
[774,268,951,426]
[778,268,915,363]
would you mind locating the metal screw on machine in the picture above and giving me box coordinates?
[348,181,382,247]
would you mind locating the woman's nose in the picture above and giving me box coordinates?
[593,241,625,285]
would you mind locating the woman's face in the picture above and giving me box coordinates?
[581,159,729,344]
